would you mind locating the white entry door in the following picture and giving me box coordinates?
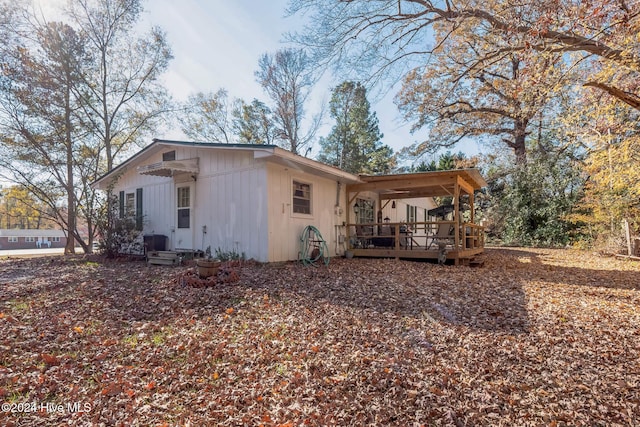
[175,182,194,249]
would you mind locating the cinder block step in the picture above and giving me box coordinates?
[147,251,181,266]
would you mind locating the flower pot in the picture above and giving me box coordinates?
[344,250,354,259]
[196,259,220,278]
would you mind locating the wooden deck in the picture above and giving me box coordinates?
[347,221,485,265]
[345,169,487,265]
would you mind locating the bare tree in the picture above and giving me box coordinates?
[179,89,234,143]
[0,0,173,253]
[288,1,640,109]
[255,48,320,155]
[67,0,172,171]
[232,98,276,145]
[0,21,88,253]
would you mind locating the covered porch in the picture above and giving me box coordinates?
[345,169,487,265]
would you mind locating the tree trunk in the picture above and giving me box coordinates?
[512,119,528,165]
[64,86,76,255]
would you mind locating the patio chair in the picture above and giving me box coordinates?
[428,223,454,249]
[349,225,373,248]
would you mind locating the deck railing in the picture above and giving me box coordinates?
[346,221,484,252]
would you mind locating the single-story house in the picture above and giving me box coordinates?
[0,229,67,250]
[93,139,486,263]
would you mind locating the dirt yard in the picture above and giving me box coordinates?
[0,248,639,426]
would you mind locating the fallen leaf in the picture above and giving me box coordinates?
[101,383,122,397]
[40,353,60,366]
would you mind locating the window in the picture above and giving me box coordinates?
[119,188,143,230]
[177,186,191,228]
[356,198,375,224]
[25,237,35,242]
[292,181,312,214]
[407,204,417,224]
[8,237,17,243]
[51,237,60,242]
[125,192,135,216]
[162,150,176,161]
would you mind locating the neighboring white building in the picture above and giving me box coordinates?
[93,139,370,262]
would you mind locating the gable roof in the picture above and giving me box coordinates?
[92,139,362,189]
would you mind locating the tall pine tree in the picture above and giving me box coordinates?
[318,81,393,174]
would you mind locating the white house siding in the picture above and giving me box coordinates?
[111,159,175,244]
[111,145,270,260]
[266,163,347,262]
[383,198,435,240]
[347,194,435,241]
[101,142,365,263]
[174,146,267,259]
[196,162,268,261]
[380,198,435,222]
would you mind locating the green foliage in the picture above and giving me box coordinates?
[288,0,640,249]
[413,151,473,172]
[317,81,394,174]
[563,95,640,251]
[485,147,584,247]
[96,194,144,258]
[412,151,479,206]
[214,247,246,262]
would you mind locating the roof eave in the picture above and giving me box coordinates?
[92,140,363,190]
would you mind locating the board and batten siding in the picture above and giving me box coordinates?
[191,146,268,261]
[111,145,270,260]
[108,144,354,262]
[196,162,268,261]
[266,163,347,262]
[112,162,174,245]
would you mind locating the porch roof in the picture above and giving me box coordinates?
[346,169,487,200]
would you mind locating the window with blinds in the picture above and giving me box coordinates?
[292,181,312,214]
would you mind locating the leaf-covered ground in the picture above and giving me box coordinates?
[1,248,639,426]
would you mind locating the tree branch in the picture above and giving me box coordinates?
[583,82,640,110]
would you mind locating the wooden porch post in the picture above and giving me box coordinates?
[454,180,460,265]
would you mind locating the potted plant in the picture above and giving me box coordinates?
[196,246,220,278]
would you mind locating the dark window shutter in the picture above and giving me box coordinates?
[119,191,125,219]
[136,188,143,231]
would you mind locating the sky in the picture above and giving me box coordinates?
[35,0,481,163]
[141,0,483,163]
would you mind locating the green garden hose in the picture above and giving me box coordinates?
[299,225,330,266]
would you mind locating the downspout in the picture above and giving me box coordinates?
[335,181,343,255]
